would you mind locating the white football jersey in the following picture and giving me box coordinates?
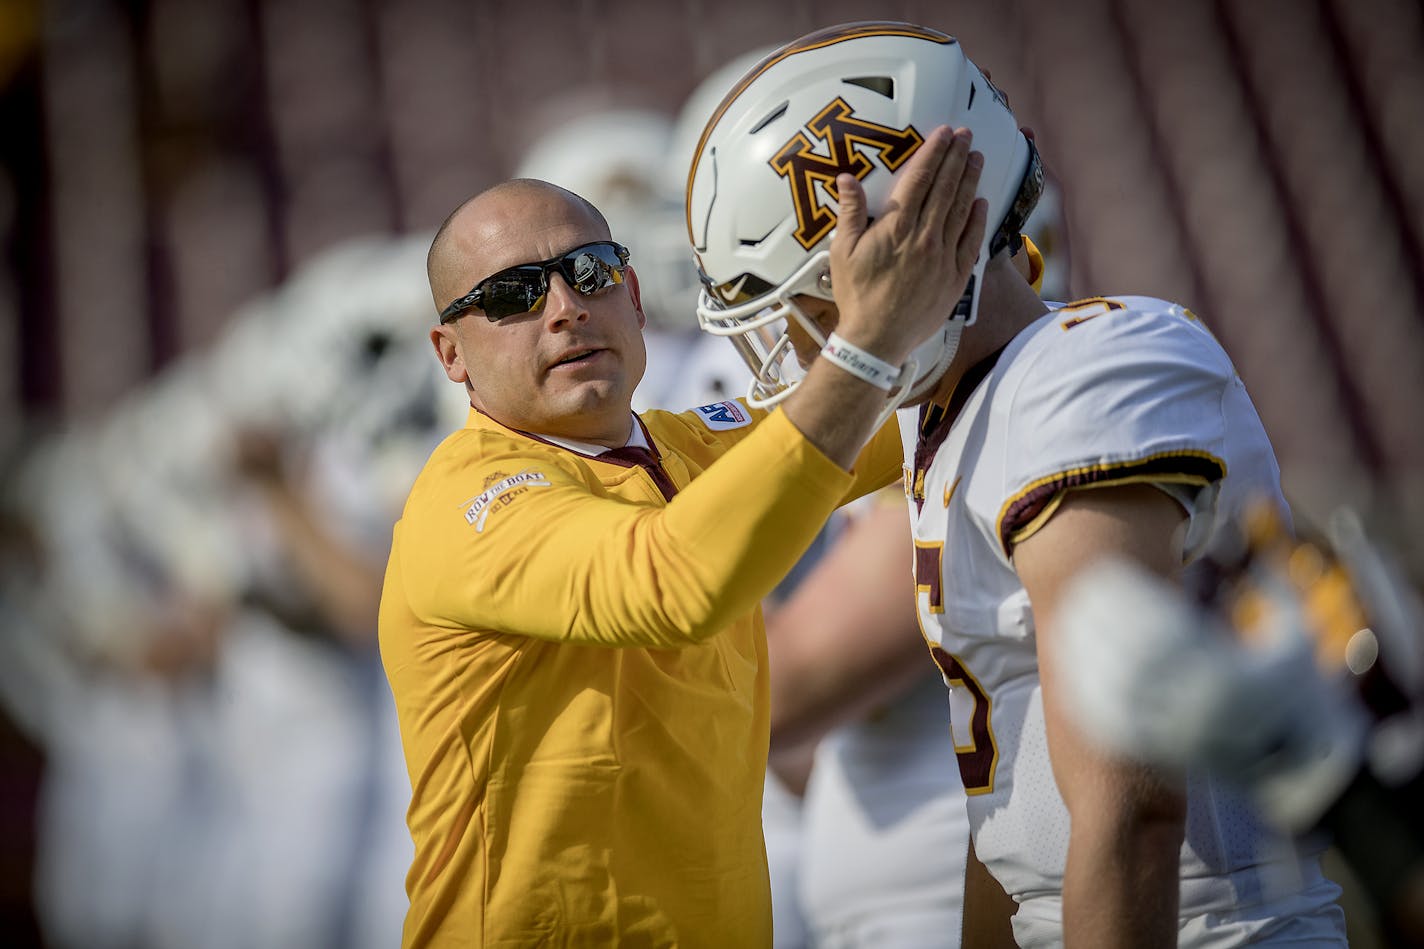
[798,672,967,948]
[900,297,1346,947]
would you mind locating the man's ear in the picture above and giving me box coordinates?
[431,324,469,384]
[624,265,647,330]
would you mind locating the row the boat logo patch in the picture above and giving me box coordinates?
[770,97,923,250]
[462,469,550,532]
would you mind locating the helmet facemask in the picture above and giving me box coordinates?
[696,248,832,408]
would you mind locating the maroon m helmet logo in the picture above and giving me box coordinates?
[769,98,924,250]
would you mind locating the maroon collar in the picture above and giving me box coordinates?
[911,347,1005,513]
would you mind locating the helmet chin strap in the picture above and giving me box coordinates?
[903,319,964,402]
[871,316,963,428]
[870,354,919,430]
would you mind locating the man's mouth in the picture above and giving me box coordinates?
[551,347,604,368]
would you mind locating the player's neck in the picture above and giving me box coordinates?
[924,267,1046,406]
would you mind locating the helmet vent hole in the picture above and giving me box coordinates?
[844,76,895,99]
[739,224,778,248]
[749,103,788,134]
[967,83,976,110]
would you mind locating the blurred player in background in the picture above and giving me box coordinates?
[690,21,1346,946]
[1,236,450,949]
[765,493,971,947]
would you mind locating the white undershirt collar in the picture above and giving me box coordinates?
[538,414,647,456]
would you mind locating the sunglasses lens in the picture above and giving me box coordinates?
[480,271,544,321]
[471,243,627,321]
[565,245,625,295]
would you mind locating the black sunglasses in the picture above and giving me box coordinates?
[439,241,631,324]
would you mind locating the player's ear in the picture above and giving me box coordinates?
[624,265,647,330]
[431,324,469,384]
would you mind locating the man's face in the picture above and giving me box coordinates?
[785,296,841,369]
[432,187,648,445]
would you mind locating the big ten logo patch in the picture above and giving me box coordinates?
[461,469,550,532]
[770,97,923,250]
[693,400,751,431]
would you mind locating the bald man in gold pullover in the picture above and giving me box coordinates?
[380,125,987,947]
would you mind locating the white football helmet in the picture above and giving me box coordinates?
[686,22,1043,410]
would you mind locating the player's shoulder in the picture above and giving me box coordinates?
[1028,294,1215,343]
[1004,294,1233,388]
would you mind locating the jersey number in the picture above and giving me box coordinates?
[930,647,999,795]
[916,542,999,795]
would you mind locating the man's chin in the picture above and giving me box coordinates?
[549,378,629,417]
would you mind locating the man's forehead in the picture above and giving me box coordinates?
[457,188,607,278]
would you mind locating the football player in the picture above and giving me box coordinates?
[688,20,1347,947]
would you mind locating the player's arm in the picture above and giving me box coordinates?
[233,427,383,646]
[1014,483,1189,949]
[765,498,928,756]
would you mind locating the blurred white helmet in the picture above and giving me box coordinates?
[664,46,781,204]
[687,21,1043,410]
[516,108,696,329]
[517,107,672,215]
[641,46,782,334]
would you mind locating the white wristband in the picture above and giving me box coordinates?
[820,333,901,391]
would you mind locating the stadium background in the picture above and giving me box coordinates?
[0,0,1421,946]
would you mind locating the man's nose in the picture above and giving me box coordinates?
[542,275,590,328]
